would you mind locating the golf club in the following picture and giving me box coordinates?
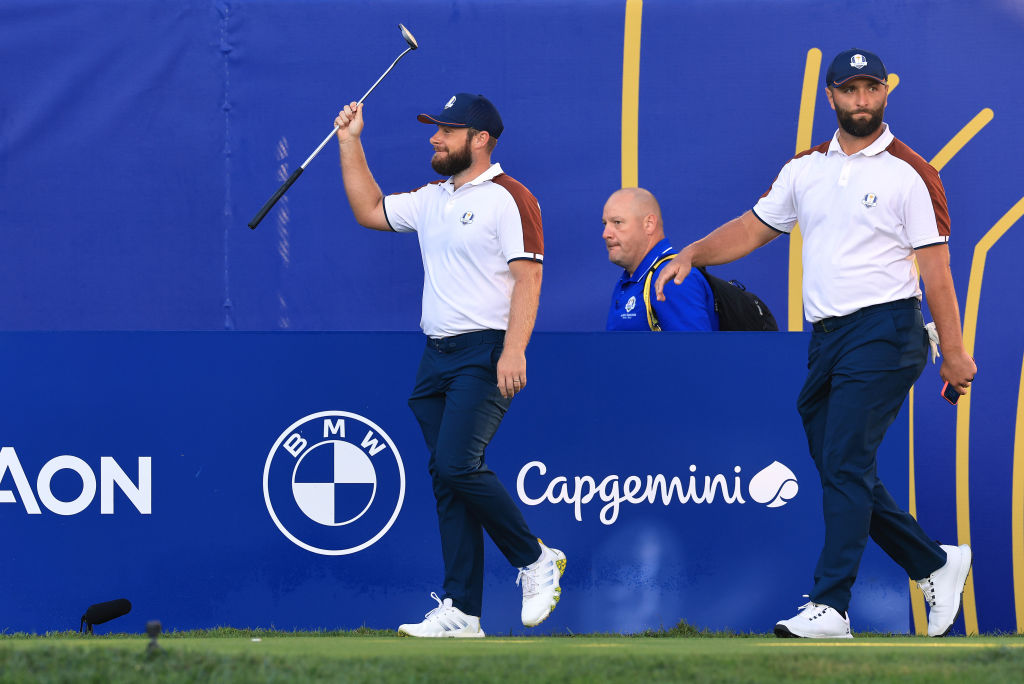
[248,23,419,229]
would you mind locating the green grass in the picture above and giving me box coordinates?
[2,627,1022,683]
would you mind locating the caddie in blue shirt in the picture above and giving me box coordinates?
[603,188,718,331]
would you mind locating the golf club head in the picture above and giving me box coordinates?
[399,23,418,50]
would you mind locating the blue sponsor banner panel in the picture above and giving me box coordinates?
[1,332,913,634]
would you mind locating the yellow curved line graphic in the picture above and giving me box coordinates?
[906,107,995,634]
[958,194,1024,635]
[932,110,995,172]
[621,0,643,188]
[787,48,821,331]
[1014,354,1024,634]
[907,391,928,634]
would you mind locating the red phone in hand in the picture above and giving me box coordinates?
[941,381,961,406]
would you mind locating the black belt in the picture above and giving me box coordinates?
[811,298,920,333]
[425,329,505,352]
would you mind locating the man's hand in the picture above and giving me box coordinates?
[653,253,691,301]
[652,212,780,301]
[334,102,364,143]
[940,349,977,396]
[497,348,527,399]
[915,244,976,398]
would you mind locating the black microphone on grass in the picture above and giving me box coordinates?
[80,598,132,634]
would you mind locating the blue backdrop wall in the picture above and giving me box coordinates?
[1,0,1022,635]
[1,332,913,635]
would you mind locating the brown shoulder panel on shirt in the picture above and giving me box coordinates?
[489,174,544,253]
[759,139,832,198]
[885,138,951,236]
[491,173,544,254]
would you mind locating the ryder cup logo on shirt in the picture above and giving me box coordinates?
[862,193,878,208]
[625,296,637,313]
[460,211,475,224]
[850,53,868,69]
[263,411,405,555]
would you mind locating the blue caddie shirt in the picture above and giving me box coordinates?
[606,239,719,331]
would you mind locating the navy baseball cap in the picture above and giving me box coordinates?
[825,48,888,87]
[417,93,504,139]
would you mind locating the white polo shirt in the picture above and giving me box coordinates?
[753,124,950,323]
[383,163,544,337]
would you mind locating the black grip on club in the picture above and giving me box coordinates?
[248,167,304,229]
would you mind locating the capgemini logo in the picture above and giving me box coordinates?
[748,461,799,508]
[517,460,801,524]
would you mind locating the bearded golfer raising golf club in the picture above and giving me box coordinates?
[333,94,565,637]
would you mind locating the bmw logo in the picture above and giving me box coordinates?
[263,411,405,555]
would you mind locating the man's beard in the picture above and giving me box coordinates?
[836,103,884,137]
[431,143,473,176]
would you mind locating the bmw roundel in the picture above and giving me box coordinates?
[263,411,405,555]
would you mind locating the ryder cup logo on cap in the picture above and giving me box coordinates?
[417,92,505,138]
[263,411,405,555]
[825,48,887,87]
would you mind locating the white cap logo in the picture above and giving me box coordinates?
[444,96,456,109]
[748,461,799,508]
[850,54,868,69]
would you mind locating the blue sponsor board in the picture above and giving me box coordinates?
[0,332,913,634]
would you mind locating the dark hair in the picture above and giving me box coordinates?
[467,127,498,153]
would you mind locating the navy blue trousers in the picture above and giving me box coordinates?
[798,299,946,615]
[407,330,541,617]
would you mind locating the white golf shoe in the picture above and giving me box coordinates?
[517,540,566,627]
[916,544,972,637]
[397,592,485,638]
[774,598,853,638]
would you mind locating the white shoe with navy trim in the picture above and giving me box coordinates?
[397,592,485,638]
[774,598,853,638]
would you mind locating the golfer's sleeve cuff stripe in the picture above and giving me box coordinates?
[913,237,950,250]
[508,254,543,264]
[382,198,397,232]
[752,208,788,234]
